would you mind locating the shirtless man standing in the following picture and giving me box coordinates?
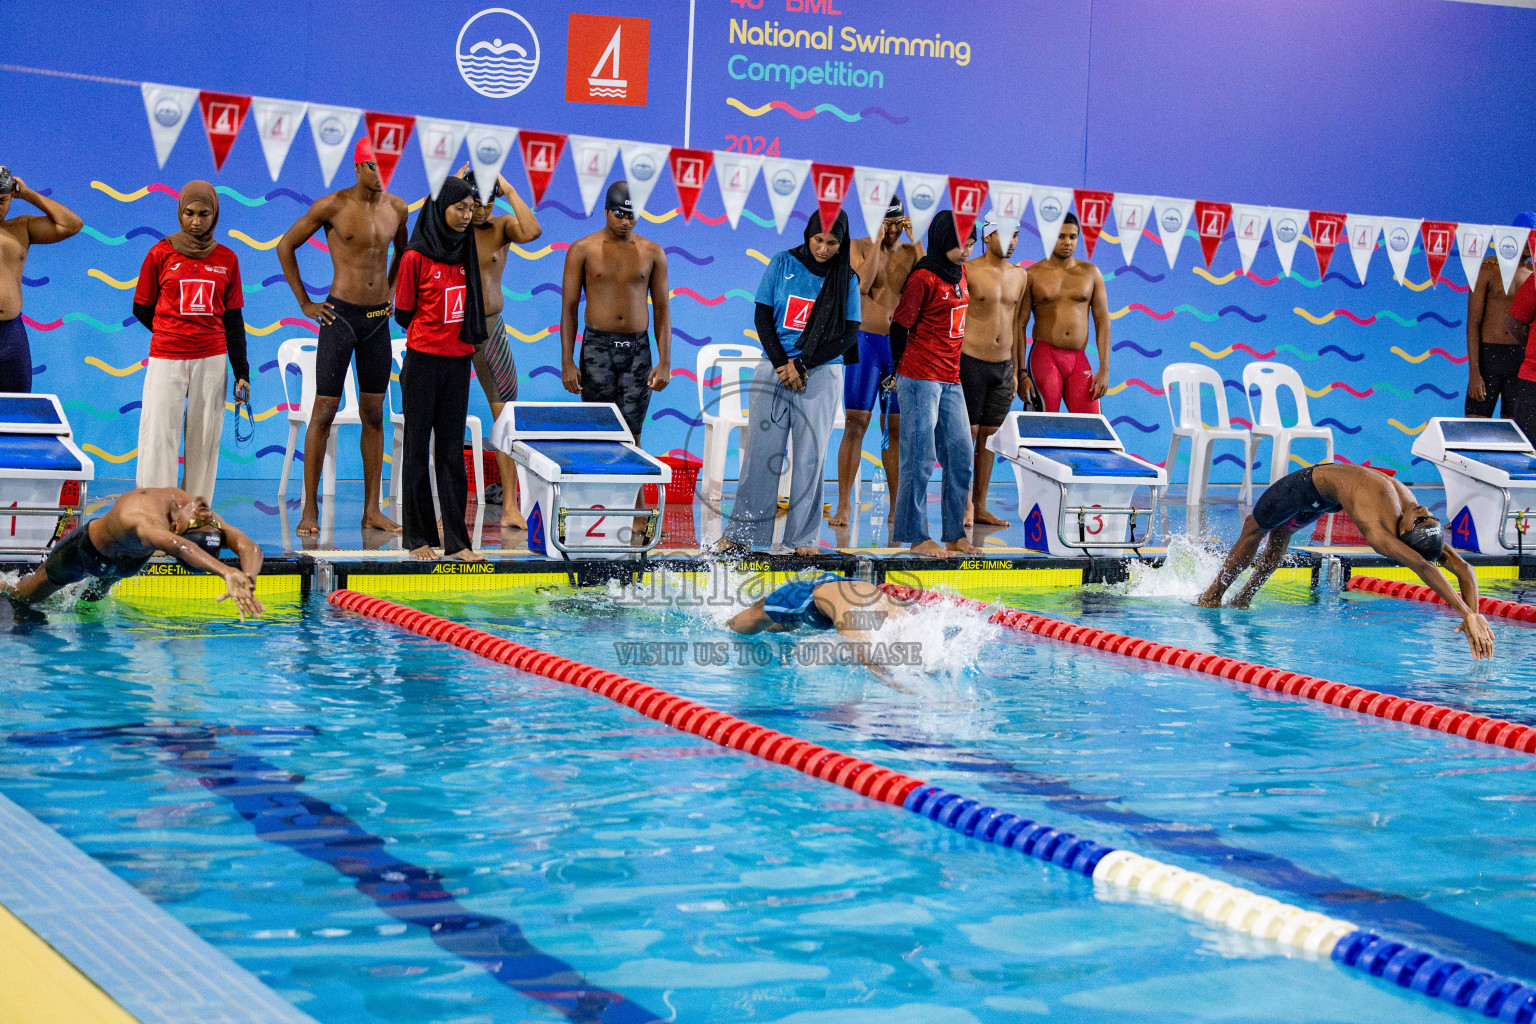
[1466,211,1535,419]
[458,166,542,530]
[831,196,923,528]
[276,138,409,537]
[1020,214,1111,413]
[962,211,1029,526]
[0,167,82,392]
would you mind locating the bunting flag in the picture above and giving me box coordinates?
[363,111,415,190]
[1032,185,1074,256]
[250,97,306,182]
[1230,204,1269,275]
[416,117,470,200]
[903,171,951,242]
[669,148,714,222]
[1071,189,1113,258]
[1343,214,1380,284]
[808,163,854,235]
[517,130,567,205]
[712,151,762,229]
[619,141,670,217]
[567,135,619,215]
[1529,229,1536,264]
[1491,225,1527,294]
[1308,210,1347,278]
[1420,220,1456,286]
[141,83,199,169]
[198,91,251,172]
[1268,207,1308,278]
[1379,217,1421,285]
[761,157,811,234]
[853,167,902,241]
[1193,200,1232,269]
[1110,193,1154,266]
[947,177,988,248]
[306,104,362,188]
[1153,197,1195,269]
[465,124,517,205]
[1456,223,1494,289]
[986,179,1030,255]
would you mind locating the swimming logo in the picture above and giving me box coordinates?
[566,14,650,106]
[153,97,182,128]
[630,154,657,182]
[457,8,541,99]
[910,183,936,211]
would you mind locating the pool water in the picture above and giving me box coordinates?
[1,560,1534,1023]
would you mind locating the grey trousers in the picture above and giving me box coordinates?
[725,361,842,549]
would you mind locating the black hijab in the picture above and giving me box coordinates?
[786,209,853,366]
[908,209,967,287]
[408,177,487,346]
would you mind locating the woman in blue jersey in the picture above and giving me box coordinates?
[720,210,862,555]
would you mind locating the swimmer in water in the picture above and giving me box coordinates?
[5,487,265,619]
[728,574,912,682]
[1197,463,1494,659]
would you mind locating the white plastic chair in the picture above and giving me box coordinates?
[1243,361,1334,484]
[698,343,765,500]
[1162,362,1253,505]
[276,337,361,503]
[388,337,484,548]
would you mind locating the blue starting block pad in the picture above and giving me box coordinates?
[0,392,94,552]
[0,395,70,433]
[0,435,88,474]
[1412,417,1536,552]
[491,402,672,560]
[988,411,1166,556]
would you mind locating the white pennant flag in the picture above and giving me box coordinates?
[761,157,812,234]
[1152,197,1195,269]
[416,118,470,200]
[1267,207,1308,278]
[901,172,949,243]
[465,124,517,206]
[1229,204,1269,275]
[1491,225,1528,293]
[568,135,619,216]
[140,83,199,169]
[1457,224,1496,289]
[986,179,1031,254]
[1110,193,1154,266]
[1343,214,1381,284]
[250,97,307,182]
[1378,218,1422,285]
[852,167,901,241]
[712,151,762,229]
[619,141,670,218]
[306,104,362,187]
[1032,185,1074,256]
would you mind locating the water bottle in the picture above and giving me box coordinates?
[868,467,887,547]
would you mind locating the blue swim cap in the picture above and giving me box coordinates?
[1513,211,1536,230]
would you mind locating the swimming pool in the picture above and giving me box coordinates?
[2,565,1533,1023]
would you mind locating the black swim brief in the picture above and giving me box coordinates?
[580,328,653,440]
[316,296,394,398]
[960,353,1015,428]
[1252,466,1342,533]
[43,521,150,590]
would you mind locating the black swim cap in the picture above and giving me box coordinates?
[462,171,502,202]
[1399,517,1445,562]
[605,180,633,215]
[184,527,226,558]
[884,194,904,219]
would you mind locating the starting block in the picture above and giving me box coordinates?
[987,411,1164,556]
[1411,417,1536,554]
[0,394,93,552]
[490,402,670,559]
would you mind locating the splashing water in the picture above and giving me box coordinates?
[1115,533,1231,601]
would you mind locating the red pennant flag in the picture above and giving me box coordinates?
[1308,210,1347,278]
[516,130,567,206]
[1420,220,1457,287]
[808,162,854,235]
[947,177,988,249]
[667,148,714,222]
[1073,189,1114,257]
[198,91,251,172]
[363,111,415,190]
[1193,200,1233,269]
[1527,228,1535,264]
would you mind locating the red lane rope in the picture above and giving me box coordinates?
[327,590,926,806]
[1347,575,1536,623]
[878,583,1536,756]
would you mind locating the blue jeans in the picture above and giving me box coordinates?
[892,375,972,544]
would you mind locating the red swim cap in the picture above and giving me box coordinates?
[354,136,375,164]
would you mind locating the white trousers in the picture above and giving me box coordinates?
[136,354,227,502]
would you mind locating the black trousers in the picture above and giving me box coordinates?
[401,349,473,555]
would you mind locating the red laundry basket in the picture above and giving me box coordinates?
[464,446,501,491]
[644,453,703,505]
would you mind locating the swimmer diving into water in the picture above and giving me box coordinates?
[5,487,265,620]
[1197,464,1494,659]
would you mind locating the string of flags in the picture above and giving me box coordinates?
[141,80,1533,291]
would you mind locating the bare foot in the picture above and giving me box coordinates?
[829,503,851,528]
[910,539,947,557]
[946,537,979,555]
[296,504,321,537]
[409,545,437,561]
[501,504,527,530]
[362,507,402,533]
[795,545,819,557]
[444,548,486,562]
[973,507,1009,527]
[709,538,749,556]
[964,501,974,528]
